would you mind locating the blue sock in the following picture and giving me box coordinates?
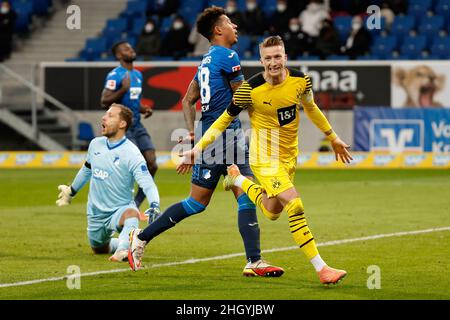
[109,238,119,253]
[134,187,146,208]
[138,197,206,242]
[118,217,139,251]
[237,194,261,263]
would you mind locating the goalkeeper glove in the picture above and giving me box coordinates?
[56,185,74,206]
[145,202,161,225]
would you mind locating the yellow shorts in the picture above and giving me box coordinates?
[250,160,296,198]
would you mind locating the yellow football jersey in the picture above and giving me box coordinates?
[233,68,330,164]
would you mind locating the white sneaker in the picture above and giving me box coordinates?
[128,228,147,271]
[108,249,128,262]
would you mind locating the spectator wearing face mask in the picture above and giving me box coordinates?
[299,0,330,38]
[225,0,245,31]
[312,18,340,59]
[282,17,312,59]
[242,0,266,36]
[162,16,191,59]
[0,1,17,61]
[343,16,371,60]
[136,19,161,59]
[268,0,294,35]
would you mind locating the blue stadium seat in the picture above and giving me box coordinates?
[232,35,252,57]
[333,15,353,42]
[77,122,95,142]
[208,0,227,8]
[262,0,277,17]
[371,35,398,58]
[81,38,107,61]
[418,15,445,40]
[33,0,51,15]
[160,16,174,35]
[130,17,147,36]
[11,0,33,33]
[327,55,350,60]
[435,0,450,23]
[298,55,320,61]
[178,6,200,27]
[103,18,128,47]
[400,35,427,58]
[408,0,432,18]
[430,36,450,58]
[356,55,380,60]
[391,16,415,40]
[121,1,147,26]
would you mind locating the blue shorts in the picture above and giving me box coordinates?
[86,204,138,248]
[126,122,155,152]
[191,145,253,190]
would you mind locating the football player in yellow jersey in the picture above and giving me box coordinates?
[177,36,353,285]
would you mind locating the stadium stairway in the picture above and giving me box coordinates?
[0,0,128,150]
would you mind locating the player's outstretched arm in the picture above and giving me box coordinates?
[56,162,92,206]
[329,135,353,164]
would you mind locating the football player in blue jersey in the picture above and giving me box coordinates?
[55,104,160,262]
[101,41,159,216]
[128,6,284,277]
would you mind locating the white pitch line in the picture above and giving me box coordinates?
[1,226,449,289]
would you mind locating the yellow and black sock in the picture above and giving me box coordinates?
[285,198,319,260]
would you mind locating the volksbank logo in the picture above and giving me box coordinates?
[370,120,424,152]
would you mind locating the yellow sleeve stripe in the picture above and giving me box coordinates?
[305,75,312,92]
[233,81,252,106]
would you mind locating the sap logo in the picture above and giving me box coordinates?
[349,154,368,165]
[297,154,311,164]
[16,154,35,165]
[43,154,63,165]
[69,154,85,165]
[0,154,9,164]
[374,154,396,166]
[93,168,110,180]
[317,154,335,166]
[433,155,450,166]
[404,154,426,166]
[370,120,423,152]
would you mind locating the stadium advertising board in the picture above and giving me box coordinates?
[391,62,450,109]
[354,107,450,153]
[42,62,391,111]
[1,151,448,169]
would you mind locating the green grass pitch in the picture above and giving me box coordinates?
[0,168,449,300]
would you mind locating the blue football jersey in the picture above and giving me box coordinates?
[194,45,245,134]
[104,66,143,127]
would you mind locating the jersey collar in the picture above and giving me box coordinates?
[106,136,127,150]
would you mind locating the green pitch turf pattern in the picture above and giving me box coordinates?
[0,169,449,300]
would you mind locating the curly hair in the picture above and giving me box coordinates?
[196,6,226,41]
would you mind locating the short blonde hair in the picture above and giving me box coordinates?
[259,35,285,54]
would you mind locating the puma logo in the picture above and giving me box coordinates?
[263,100,272,106]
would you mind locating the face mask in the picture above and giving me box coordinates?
[173,21,183,30]
[145,23,154,33]
[277,4,287,12]
[247,2,257,11]
[227,6,236,14]
[1,6,9,14]
[290,24,300,33]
